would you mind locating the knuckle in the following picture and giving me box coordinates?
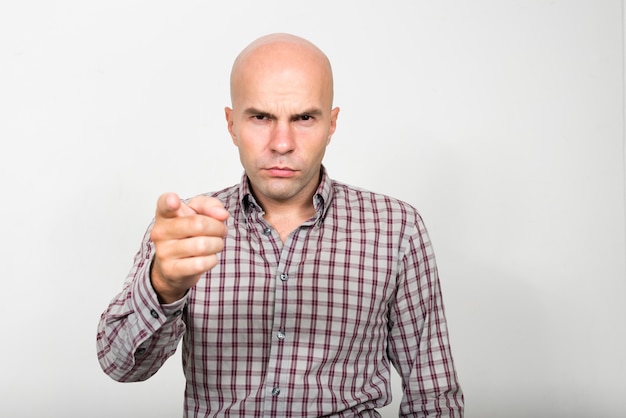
[194,237,224,255]
[156,259,174,278]
[204,255,219,270]
[150,225,164,241]
[208,196,224,207]
[191,255,216,273]
[193,237,210,254]
[190,257,205,272]
[188,216,208,233]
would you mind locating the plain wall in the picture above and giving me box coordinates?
[1,1,624,417]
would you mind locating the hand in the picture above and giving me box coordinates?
[149,192,229,304]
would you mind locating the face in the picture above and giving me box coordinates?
[225,41,339,209]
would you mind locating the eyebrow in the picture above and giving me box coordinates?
[243,107,324,119]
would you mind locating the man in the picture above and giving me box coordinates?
[97,33,464,417]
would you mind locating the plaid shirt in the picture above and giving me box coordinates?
[97,168,464,417]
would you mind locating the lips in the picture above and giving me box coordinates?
[265,167,297,177]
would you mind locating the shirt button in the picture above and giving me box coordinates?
[173,310,182,317]
[150,309,159,319]
[271,387,280,396]
[277,331,286,340]
[263,228,272,236]
[279,273,288,282]
[136,347,146,355]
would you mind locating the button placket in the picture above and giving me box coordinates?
[265,227,306,411]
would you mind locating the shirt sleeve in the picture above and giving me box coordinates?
[96,223,187,382]
[387,211,464,417]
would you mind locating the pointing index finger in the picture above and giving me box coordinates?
[156,192,196,219]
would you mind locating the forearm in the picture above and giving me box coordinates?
[391,309,464,417]
[390,217,464,417]
[96,259,187,382]
[393,324,464,418]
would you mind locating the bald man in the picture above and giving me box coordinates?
[97,33,464,417]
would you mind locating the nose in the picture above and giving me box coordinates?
[269,121,295,154]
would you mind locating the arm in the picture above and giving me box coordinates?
[387,213,464,417]
[96,193,229,381]
[96,232,188,381]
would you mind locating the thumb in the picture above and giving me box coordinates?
[187,195,230,221]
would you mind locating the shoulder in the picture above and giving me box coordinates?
[328,180,432,256]
[329,179,422,224]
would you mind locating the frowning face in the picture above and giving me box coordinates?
[225,38,339,209]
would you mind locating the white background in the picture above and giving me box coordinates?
[1,1,624,417]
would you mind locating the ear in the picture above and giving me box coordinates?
[327,107,340,145]
[224,107,238,145]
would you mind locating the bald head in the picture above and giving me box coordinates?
[229,33,334,109]
[224,33,340,209]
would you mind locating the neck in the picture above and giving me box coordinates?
[253,188,318,243]
[264,203,315,243]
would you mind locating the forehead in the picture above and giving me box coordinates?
[234,68,331,115]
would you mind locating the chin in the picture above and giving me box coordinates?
[263,182,303,201]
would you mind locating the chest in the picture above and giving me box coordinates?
[187,219,401,334]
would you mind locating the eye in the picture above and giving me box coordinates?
[294,114,315,123]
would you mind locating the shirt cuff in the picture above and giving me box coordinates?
[160,298,187,318]
[131,258,189,332]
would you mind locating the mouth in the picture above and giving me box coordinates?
[264,166,297,178]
